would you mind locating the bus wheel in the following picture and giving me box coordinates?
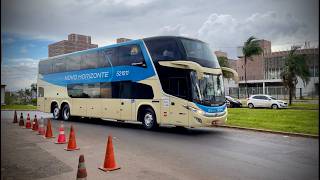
[62,104,70,121]
[142,108,158,130]
[53,104,60,120]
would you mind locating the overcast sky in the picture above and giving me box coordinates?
[1,0,319,91]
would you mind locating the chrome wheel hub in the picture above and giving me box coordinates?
[53,108,59,118]
[64,109,69,119]
[144,113,153,127]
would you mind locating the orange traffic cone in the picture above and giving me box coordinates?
[32,115,39,131]
[64,125,80,151]
[13,110,18,123]
[25,113,32,129]
[99,135,120,171]
[44,119,55,138]
[55,121,67,144]
[76,155,87,180]
[19,113,24,126]
[38,117,45,135]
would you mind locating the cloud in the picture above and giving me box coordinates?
[158,24,188,36]
[1,0,318,91]
[196,11,318,58]
[2,37,15,44]
[1,58,40,91]
[20,46,28,53]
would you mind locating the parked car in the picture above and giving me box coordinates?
[225,95,242,108]
[247,94,288,109]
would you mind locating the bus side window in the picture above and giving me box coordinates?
[53,57,66,73]
[39,60,53,75]
[38,87,44,97]
[117,45,146,67]
[81,53,98,70]
[97,50,111,68]
[119,81,132,99]
[67,54,81,71]
[67,84,84,98]
[169,77,187,98]
[102,48,117,67]
[132,82,154,99]
[144,38,182,61]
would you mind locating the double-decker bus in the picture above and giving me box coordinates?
[37,36,238,129]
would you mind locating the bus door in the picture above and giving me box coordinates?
[168,77,189,126]
[169,96,189,126]
[119,82,132,121]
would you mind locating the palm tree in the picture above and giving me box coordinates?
[242,36,263,98]
[217,56,233,79]
[281,46,310,105]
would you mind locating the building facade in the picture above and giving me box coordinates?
[48,34,98,57]
[116,38,132,43]
[219,40,319,99]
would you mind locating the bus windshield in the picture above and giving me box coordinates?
[180,38,220,68]
[144,36,220,68]
[191,71,225,106]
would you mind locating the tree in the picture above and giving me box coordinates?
[17,89,25,104]
[217,56,233,79]
[242,36,263,98]
[281,46,310,105]
[31,83,37,92]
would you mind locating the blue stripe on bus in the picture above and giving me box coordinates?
[42,65,155,86]
[40,40,156,86]
[195,103,226,113]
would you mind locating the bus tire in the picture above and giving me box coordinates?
[62,104,71,121]
[52,104,61,120]
[141,107,158,130]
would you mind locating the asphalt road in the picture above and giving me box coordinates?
[1,110,319,180]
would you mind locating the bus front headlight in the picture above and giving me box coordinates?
[196,109,205,115]
[189,106,204,115]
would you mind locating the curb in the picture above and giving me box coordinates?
[213,125,319,139]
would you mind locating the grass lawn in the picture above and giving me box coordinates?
[1,104,37,110]
[227,108,319,135]
[289,103,319,109]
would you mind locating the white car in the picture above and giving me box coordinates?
[247,94,288,109]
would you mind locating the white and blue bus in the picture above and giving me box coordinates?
[37,36,238,129]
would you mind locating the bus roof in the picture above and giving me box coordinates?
[143,36,205,43]
[40,36,206,62]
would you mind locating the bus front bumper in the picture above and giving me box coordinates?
[189,110,228,127]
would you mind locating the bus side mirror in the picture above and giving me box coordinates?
[221,67,239,83]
